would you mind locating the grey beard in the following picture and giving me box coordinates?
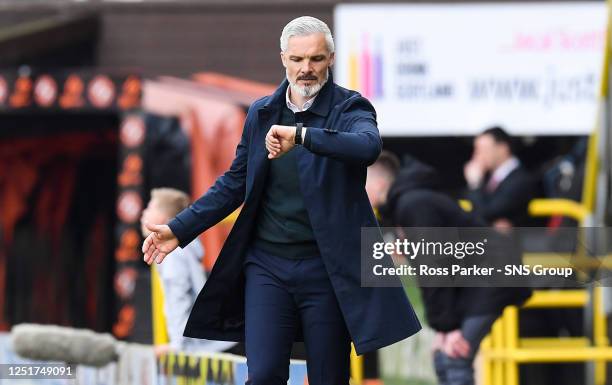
[288,68,329,98]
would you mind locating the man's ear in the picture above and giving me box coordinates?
[280,51,287,68]
[329,51,335,67]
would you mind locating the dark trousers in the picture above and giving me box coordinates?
[434,313,500,385]
[243,246,351,385]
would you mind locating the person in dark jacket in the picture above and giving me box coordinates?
[142,17,420,385]
[463,126,536,228]
[367,151,531,385]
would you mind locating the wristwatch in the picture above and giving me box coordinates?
[294,122,304,145]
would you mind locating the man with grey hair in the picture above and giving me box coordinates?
[143,16,421,385]
[279,16,334,101]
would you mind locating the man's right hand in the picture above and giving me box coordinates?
[463,159,485,189]
[442,329,471,358]
[266,125,296,159]
[142,223,179,265]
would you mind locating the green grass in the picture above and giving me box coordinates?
[383,378,436,385]
[400,275,425,319]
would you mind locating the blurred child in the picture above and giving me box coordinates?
[141,187,236,355]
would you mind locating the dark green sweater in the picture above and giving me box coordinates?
[252,105,320,259]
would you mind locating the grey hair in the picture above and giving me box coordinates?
[280,16,335,53]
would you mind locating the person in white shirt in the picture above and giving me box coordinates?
[140,188,236,355]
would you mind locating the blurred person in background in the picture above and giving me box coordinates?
[463,126,535,229]
[368,151,531,385]
[141,16,420,385]
[141,188,237,356]
[463,128,579,384]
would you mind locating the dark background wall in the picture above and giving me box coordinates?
[1,1,335,82]
[96,2,334,83]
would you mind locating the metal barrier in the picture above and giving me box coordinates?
[477,175,611,385]
[477,0,612,376]
[157,350,308,385]
[480,288,612,385]
[477,91,611,384]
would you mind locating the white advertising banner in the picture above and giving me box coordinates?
[334,2,607,136]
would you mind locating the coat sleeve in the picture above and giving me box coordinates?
[393,193,462,332]
[167,109,252,248]
[420,287,462,332]
[302,96,382,166]
[467,171,534,223]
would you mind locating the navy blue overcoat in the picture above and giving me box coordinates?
[168,74,421,354]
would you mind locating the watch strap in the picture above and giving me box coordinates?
[295,122,303,145]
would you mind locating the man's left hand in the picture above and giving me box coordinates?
[266,125,296,159]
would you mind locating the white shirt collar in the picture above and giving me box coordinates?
[286,86,317,113]
[491,156,520,183]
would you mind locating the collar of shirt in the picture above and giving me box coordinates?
[286,86,317,113]
[491,156,520,184]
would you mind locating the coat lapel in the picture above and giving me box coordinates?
[246,79,287,199]
[249,72,334,197]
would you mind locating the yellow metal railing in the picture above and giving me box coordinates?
[478,146,607,385]
[528,199,590,223]
[480,288,612,385]
[478,0,612,379]
[458,199,473,212]
[151,264,169,345]
[480,185,609,385]
[479,134,609,384]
